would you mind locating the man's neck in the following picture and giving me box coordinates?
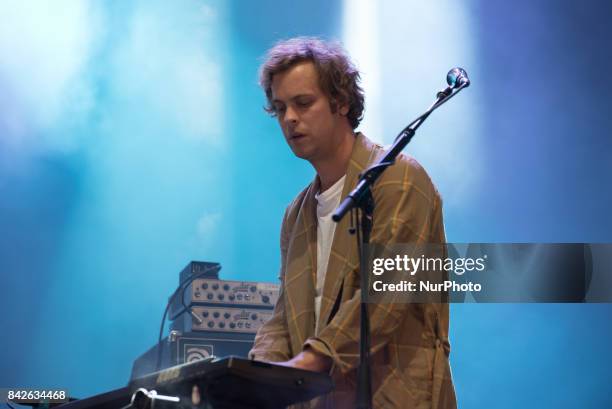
[312,131,356,192]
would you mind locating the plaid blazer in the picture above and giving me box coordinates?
[250,133,457,409]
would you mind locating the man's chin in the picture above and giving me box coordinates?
[290,147,315,161]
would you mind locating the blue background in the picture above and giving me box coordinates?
[1,0,611,407]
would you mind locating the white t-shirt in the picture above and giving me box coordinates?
[314,175,346,334]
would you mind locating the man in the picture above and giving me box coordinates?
[249,37,457,409]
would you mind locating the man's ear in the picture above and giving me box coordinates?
[330,98,349,116]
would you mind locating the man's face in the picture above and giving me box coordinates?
[270,61,348,162]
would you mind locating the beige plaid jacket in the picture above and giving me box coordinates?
[249,133,457,409]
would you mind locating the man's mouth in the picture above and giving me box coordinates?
[290,133,306,140]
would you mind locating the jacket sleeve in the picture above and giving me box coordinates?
[304,163,445,374]
[248,208,292,362]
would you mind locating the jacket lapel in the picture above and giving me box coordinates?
[316,133,381,332]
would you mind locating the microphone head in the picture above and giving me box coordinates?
[447,67,470,88]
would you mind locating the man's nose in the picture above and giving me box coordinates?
[283,105,299,126]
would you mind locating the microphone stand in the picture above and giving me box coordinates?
[332,82,469,409]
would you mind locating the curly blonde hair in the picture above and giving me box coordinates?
[259,37,365,129]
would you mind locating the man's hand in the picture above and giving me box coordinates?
[276,347,332,372]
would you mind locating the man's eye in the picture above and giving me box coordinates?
[297,99,313,107]
[274,105,286,114]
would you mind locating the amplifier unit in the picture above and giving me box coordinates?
[190,278,280,308]
[130,331,254,380]
[179,261,220,282]
[171,306,274,334]
[192,306,273,333]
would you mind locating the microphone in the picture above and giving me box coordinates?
[437,67,470,99]
[447,67,470,88]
